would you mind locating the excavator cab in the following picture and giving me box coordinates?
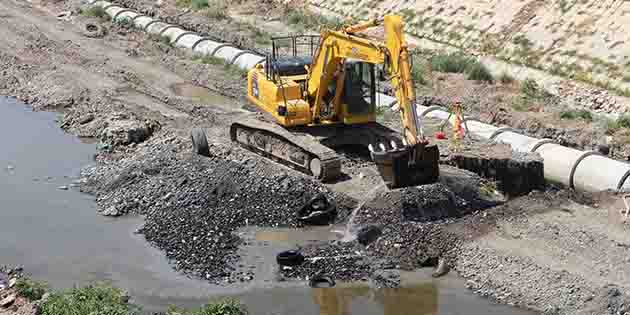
[342,60,376,118]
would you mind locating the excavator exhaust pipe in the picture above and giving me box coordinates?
[370,143,440,189]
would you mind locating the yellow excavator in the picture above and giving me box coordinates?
[229,15,439,188]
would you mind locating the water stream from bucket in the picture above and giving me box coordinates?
[340,184,386,242]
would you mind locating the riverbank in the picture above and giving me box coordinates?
[1,0,629,314]
[0,267,248,315]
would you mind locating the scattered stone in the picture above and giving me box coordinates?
[0,294,16,307]
[58,185,69,190]
[78,113,94,125]
[56,11,72,21]
[100,206,122,217]
[8,278,16,288]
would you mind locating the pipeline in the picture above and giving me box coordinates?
[419,106,630,192]
[87,0,265,69]
[86,0,630,193]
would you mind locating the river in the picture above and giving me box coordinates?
[0,96,535,315]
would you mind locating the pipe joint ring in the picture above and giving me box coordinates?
[420,105,447,118]
[131,14,148,22]
[529,139,556,153]
[617,169,630,191]
[158,25,182,37]
[143,20,160,31]
[211,43,234,56]
[173,32,197,45]
[101,3,120,11]
[191,37,212,51]
[489,127,518,140]
[569,150,602,189]
[230,50,254,65]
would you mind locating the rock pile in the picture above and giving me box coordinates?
[558,82,628,114]
[81,131,349,281]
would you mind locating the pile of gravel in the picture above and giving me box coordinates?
[81,131,356,281]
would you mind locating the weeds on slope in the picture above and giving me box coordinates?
[15,278,48,301]
[79,6,107,19]
[430,53,493,83]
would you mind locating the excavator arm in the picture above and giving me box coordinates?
[306,15,425,146]
[306,15,439,188]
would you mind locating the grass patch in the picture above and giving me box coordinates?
[114,17,134,29]
[198,54,225,65]
[520,78,551,99]
[429,52,493,82]
[166,299,248,315]
[603,115,630,135]
[286,9,342,30]
[177,0,212,10]
[559,109,593,121]
[499,72,515,84]
[150,34,172,46]
[430,53,472,73]
[205,0,227,18]
[466,62,493,82]
[79,6,107,19]
[40,284,139,315]
[15,279,48,301]
[196,54,246,77]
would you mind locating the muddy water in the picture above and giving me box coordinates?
[0,96,535,315]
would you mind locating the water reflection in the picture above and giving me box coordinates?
[312,284,438,315]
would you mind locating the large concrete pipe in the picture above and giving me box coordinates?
[492,130,539,153]
[572,154,630,191]
[86,0,630,194]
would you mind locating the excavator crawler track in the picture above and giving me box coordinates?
[230,118,342,182]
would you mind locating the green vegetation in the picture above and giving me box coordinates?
[150,34,172,46]
[114,17,134,29]
[15,278,48,301]
[604,114,630,134]
[286,9,342,31]
[430,53,471,73]
[499,72,515,84]
[205,0,228,19]
[39,284,139,315]
[177,0,212,10]
[198,54,225,65]
[13,276,247,315]
[79,5,107,19]
[466,62,493,83]
[430,53,493,82]
[166,299,248,315]
[559,109,593,121]
[195,54,246,77]
[520,78,551,99]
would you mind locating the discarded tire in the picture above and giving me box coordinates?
[190,128,210,157]
[276,250,304,267]
[297,193,336,225]
[82,22,105,38]
[309,275,335,288]
[357,225,382,246]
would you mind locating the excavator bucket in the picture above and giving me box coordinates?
[370,142,440,189]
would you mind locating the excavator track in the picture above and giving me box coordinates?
[230,117,342,182]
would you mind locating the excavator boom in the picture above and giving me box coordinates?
[306,15,439,188]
